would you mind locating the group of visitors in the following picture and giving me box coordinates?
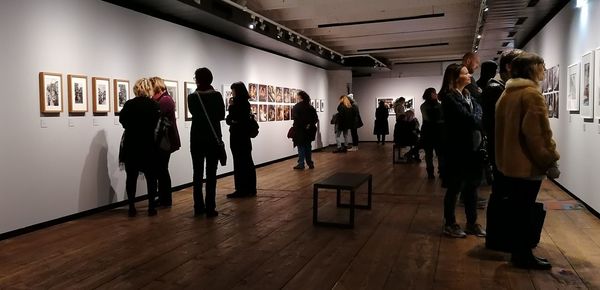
[331,94,363,153]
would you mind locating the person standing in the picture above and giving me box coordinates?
[481,49,524,252]
[419,87,443,179]
[188,68,225,218]
[477,61,498,89]
[226,82,257,198]
[119,78,160,217]
[439,63,486,238]
[347,94,363,151]
[462,52,482,104]
[333,95,354,153]
[150,77,181,207]
[291,91,318,169]
[373,100,389,144]
[496,52,559,270]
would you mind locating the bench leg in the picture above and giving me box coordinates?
[349,190,355,227]
[336,188,341,207]
[367,176,372,209]
[313,186,318,225]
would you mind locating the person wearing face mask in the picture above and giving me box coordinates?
[438,63,486,239]
[495,52,560,270]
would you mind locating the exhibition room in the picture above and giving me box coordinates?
[3,0,600,288]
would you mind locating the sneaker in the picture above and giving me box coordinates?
[347,146,358,152]
[443,223,467,238]
[293,164,305,170]
[465,223,486,237]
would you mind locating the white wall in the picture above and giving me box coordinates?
[523,0,600,213]
[352,76,443,142]
[0,0,339,234]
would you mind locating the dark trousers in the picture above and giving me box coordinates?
[423,142,442,176]
[444,178,478,225]
[231,137,257,195]
[505,176,542,255]
[156,151,172,205]
[351,128,359,146]
[191,148,218,212]
[297,143,313,166]
[125,162,157,210]
[376,134,386,143]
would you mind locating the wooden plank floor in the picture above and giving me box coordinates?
[1,143,599,289]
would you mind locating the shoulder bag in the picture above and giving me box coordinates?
[196,91,227,166]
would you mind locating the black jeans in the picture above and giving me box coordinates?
[191,148,218,212]
[423,142,442,176]
[156,151,172,204]
[505,176,542,255]
[125,162,157,210]
[444,177,479,226]
[376,134,386,143]
[351,128,359,146]
[231,136,257,194]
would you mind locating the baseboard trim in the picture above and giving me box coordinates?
[549,179,600,220]
[0,146,328,240]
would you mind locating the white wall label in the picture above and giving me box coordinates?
[569,115,572,123]
[114,117,120,126]
[68,118,75,127]
[583,123,586,132]
[93,118,99,126]
[40,119,47,128]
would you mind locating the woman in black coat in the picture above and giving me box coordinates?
[292,90,318,169]
[119,78,160,217]
[420,88,444,178]
[439,63,485,238]
[225,82,257,198]
[373,100,389,144]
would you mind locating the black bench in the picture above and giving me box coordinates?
[313,172,373,228]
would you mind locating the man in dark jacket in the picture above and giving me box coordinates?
[463,52,482,104]
[481,49,525,251]
[292,91,318,169]
[188,67,225,218]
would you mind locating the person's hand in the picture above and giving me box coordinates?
[546,166,560,179]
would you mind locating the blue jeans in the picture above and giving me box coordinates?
[297,143,313,167]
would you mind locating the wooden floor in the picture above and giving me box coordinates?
[2,143,600,289]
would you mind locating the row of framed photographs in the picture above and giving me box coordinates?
[567,48,600,120]
[39,72,131,114]
[248,83,300,103]
[543,92,559,119]
[375,97,415,115]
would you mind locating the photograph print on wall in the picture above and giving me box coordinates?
[114,79,129,113]
[320,99,325,112]
[284,105,291,120]
[248,83,258,102]
[595,48,600,120]
[376,97,395,115]
[68,74,88,113]
[93,77,110,113]
[268,85,276,102]
[39,72,63,113]
[567,63,580,112]
[581,52,594,119]
[258,84,267,102]
[258,104,267,122]
[184,81,196,121]
[164,80,178,118]
[283,88,290,103]
[404,97,415,111]
[222,84,233,110]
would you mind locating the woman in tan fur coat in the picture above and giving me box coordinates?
[495,52,560,270]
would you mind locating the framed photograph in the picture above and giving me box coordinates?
[310,99,315,107]
[258,84,267,102]
[68,74,88,113]
[39,72,63,113]
[314,99,320,111]
[268,105,276,121]
[542,69,549,93]
[284,105,291,120]
[164,80,178,118]
[275,87,283,103]
[404,97,415,111]
[553,65,560,92]
[184,82,196,121]
[258,104,268,122]
[92,77,110,113]
[276,105,284,121]
[595,48,600,120]
[222,84,233,110]
[581,52,594,118]
[267,85,276,102]
[320,99,325,112]
[567,63,580,112]
[250,103,258,116]
[283,88,291,103]
[552,92,560,118]
[248,83,258,102]
[376,97,395,115]
[113,79,130,113]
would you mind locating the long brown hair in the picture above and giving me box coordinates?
[439,63,468,100]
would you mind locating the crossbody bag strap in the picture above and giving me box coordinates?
[195,91,220,142]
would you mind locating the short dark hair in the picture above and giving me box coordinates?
[499,49,525,75]
[194,67,213,86]
[510,52,544,81]
[422,87,436,101]
[230,82,250,99]
[297,90,310,102]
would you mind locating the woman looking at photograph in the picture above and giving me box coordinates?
[496,53,560,269]
[291,91,318,169]
[373,100,389,145]
[419,87,444,179]
[119,78,160,217]
[439,63,485,238]
[225,82,257,198]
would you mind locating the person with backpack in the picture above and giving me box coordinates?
[150,77,180,207]
[226,82,257,198]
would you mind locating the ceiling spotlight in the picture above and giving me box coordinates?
[248,15,257,29]
[258,19,266,31]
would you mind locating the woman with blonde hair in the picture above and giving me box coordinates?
[496,52,559,270]
[119,78,160,217]
[333,95,354,153]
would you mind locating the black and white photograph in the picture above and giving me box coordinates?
[114,79,129,114]
[164,80,178,118]
[376,97,395,115]
[404,97,415,111]
[93,77,109,113]
[320,99,325,112]
[68,74,88,113]
[553,65,560,91]
[567,63,580,112]
[222,84,233,110]
[39,72,63,113]
[184,81,195,121]
[581,52,594,118]
[595,48,600,120]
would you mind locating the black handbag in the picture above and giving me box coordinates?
[196,91,227,166]
[154,116,173,152]
[248,113,259,138]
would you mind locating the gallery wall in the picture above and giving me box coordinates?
[0,0,350,234]
[351,76,443,142]
[523,0,600,213]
